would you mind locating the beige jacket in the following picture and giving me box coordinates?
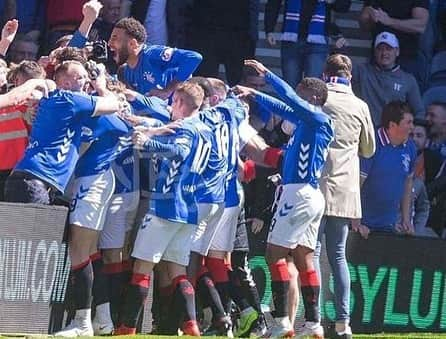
[320,82,375,218]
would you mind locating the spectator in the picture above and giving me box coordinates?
[44,0,89,52]
[188,0,257,86]
[8,60,46,87]
[89,0,121,42]
[314,54,375,339]
[410,119,439,237]
[5,0,44,41]
[129,0,190,48]
[426,101,446,159]
[352,32,424,126]
[7,60,46,126]
[0,59,7,93]
[426,161,446,237]
[108,17,202,97]
[359,0,429,87]
[436,0,446,50]
[265,0,351,88]
[7,34,39,63]
[357,101,417,235]
[0,20,35,201]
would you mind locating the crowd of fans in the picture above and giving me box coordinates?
[0,0,445,339]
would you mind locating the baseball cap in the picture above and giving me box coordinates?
[374,32,399,48]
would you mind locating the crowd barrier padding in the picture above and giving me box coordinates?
[248,231,446,334]
[1,203,445,335]
[0,202,69,334]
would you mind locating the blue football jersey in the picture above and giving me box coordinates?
[130,93,171,121]
[75,114,130,177]
[255,71,334,188]
[15,90,98,192]
[196,107,230,204]
[112,135,139,194]
[121,45,202,95]
[216,97,247,208]
[144,115,212,224]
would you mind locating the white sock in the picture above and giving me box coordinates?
[305,321,321,328]
[275,316,292,328]
[335,321,352,334]
[95,302,112,323]
[74,308,92,328]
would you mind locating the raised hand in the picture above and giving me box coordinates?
[82,0,103,23]
[232,85,257,100]
[1,19,18,44]
[244,59,269,76]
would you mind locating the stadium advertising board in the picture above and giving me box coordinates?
[249,231,446,333]
[0,202,69,334]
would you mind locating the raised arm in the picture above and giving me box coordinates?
[0,78,55,107]
[133,127,191,160]
[234,83,296,123]
[0,19,18,57]
[375,6,428,34]
[125,89,171,122]
[244,59,328,126]
[254,90,298,124]
[77,0,103,40]
[149,46,203,82]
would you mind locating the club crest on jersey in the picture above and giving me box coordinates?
[402,153,410,173]
[161,47,174,61]
[81,126,93,137]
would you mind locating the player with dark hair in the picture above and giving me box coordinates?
[236,59,333,339]
[108,17,203,98]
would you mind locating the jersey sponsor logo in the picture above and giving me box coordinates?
[57,129,75,163]
[81,127,93,137]
[182,184,197,193]
[393,83,402,91]
[162,159,181,194]
[298,143,310,179]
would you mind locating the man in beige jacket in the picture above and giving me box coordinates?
[313,54,375,339]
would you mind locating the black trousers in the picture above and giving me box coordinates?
[189,29,255,86]
[4,171,55,204]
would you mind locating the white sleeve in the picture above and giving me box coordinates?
[238,119,258,150]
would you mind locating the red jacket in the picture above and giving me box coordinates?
[46,0,88,28]
[0,105,29,170]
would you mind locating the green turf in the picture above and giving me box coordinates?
[3,335,446,339]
